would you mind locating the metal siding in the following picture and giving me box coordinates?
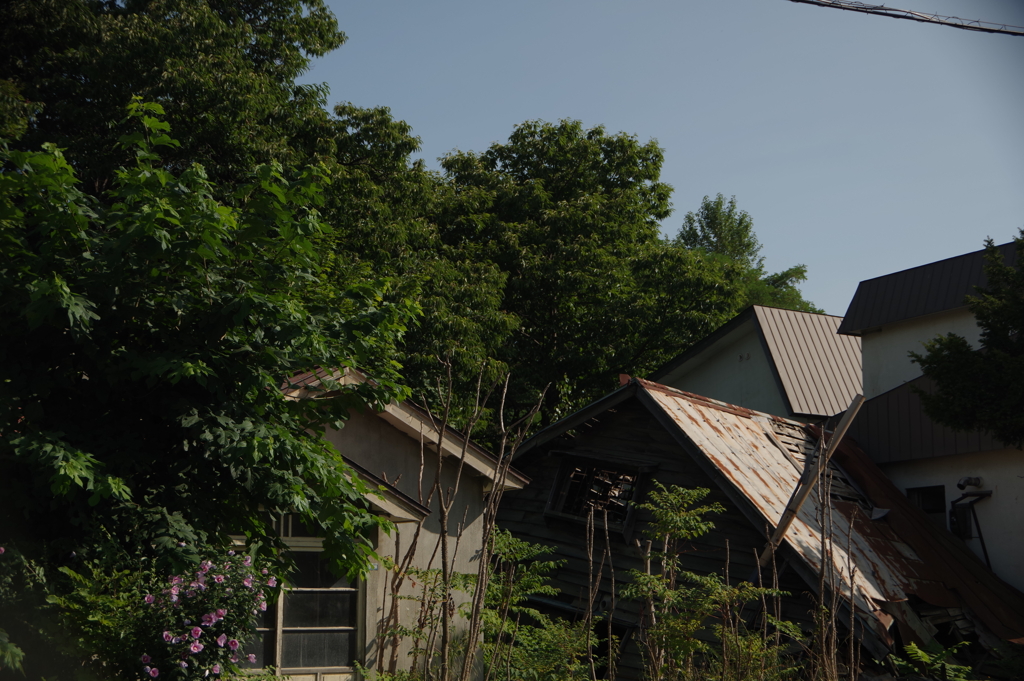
[839,243,1018,335]
[755,307,862,417]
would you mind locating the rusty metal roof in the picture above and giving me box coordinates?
[631,378,1024,648]
[838,241,1018,336]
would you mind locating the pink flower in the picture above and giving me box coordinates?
[216,609,226,618]
[261,568,268,575]
[227,550,235,556]
[170,586,180,595]
[149,668,160,678]
[243,556,252,567]
[216,634,227,648]
[162,631,173,642]
[267,577,277,587]
[212,664,221,674]
[227,639,239,651]
[190,642,203,654]
[230,654,238,663]
[213,574,224,583]
[201,613,215,626]
[247,654,257,663]
[0,547,5,554]
[141,654,151,663]
[191,627,202,639]
[259,601,267,611]
[171,576,182,585]
[179,661,188,668]
[170,595,178,603]
[242,576,253,588]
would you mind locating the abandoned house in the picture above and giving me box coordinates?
[253,368,529,681]
[650,305,862,422]
[497,377,1024,680]
[839,241,1024,591]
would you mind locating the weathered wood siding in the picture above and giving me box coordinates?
[498,399,819,680]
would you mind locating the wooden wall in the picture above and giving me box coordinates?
[497,399,820,680]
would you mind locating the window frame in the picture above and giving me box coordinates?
[544,454,652,534]
[239,514,364,679]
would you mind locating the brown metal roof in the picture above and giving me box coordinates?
[754,306,862,418]
[847,374,1003,465]
[838,242,1018,336]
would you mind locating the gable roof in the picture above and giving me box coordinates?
[282,368,529,491]
[838,241,1018,336]
[519,378,1024,650]
[651,305,861,418]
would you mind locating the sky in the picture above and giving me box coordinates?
[299,0,1024,316]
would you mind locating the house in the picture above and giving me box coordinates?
[498,377,1024,680]
[253,369,528,681]
[650,305,861,422]
[838,241,1024,591]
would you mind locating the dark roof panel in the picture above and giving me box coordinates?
[839,242,1018,336]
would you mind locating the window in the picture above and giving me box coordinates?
[548,461,638,526]
[906,485,945,530]
[243,515,360,678]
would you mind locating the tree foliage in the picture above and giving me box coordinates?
[912,232,1024,448]
[674,194,821,313]
[0,103,418,675]
[437,121,743,424]
[1,0,345,191]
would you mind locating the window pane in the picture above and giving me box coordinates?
[281,631,353,668]
[283,591,355,628]
[290,552,352,589]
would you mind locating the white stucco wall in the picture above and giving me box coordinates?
[861,308,981,399]
[661,322,791,418]
[879,449,1024,592]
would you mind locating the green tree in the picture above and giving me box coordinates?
[0,103,418,676]
[674,194,821,313]
[438,120,742,424]
[1,0,346,192]
[911,232,1024,448]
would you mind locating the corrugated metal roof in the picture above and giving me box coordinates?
[755,307,862,417]
[838,242,1018,336]
[632,378,1024,646]
[637,381,910,645]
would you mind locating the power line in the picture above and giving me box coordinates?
[786,0,1024,36]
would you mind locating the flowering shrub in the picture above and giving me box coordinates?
[136,551,279,680]
[46,548,279,680]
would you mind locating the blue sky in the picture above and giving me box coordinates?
[300,0,1024,315]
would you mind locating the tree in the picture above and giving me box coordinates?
[1,0,346,192]
[674,194,821,313]
[911,232,1024,448]
[437,120,742,424]
[0,103,418,675]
